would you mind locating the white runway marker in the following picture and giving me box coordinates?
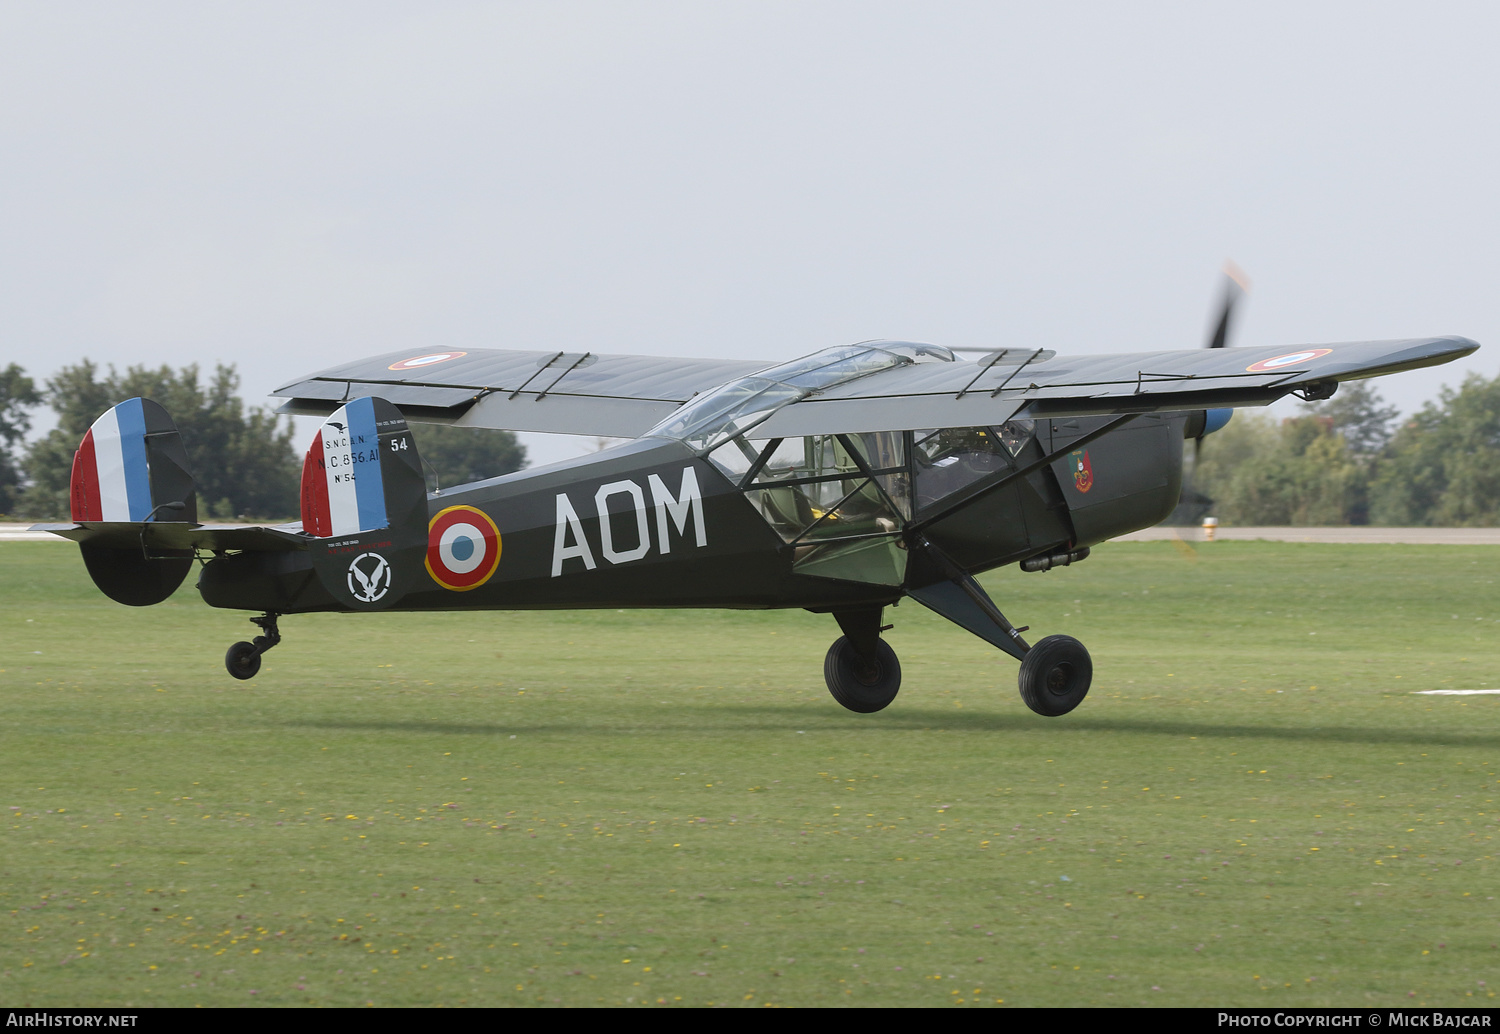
[1414,689,1500,695]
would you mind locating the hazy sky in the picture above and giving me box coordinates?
[3,2,1497,464]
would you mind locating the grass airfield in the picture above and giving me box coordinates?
[1,539,1498,1008]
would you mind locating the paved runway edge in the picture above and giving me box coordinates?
[1113,526,1500,545]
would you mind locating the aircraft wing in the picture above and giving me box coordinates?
[272,336,1476,441]
[272,348,772,438]
[751,336,1478,437]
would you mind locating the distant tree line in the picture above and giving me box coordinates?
[0,360,527,521]
[0,363,43,514]
[1193,373,1500,526]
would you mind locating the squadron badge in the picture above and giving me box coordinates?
[346,552,392,603]
[1070,449,1093,493]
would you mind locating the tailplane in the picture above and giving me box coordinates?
[50,395,430,612]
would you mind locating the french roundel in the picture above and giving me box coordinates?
[426,505,501,591]
[1245,348,1333,373]
[389,351,467,372]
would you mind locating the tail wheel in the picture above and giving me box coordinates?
[824,636,901,713]
[1018,634,1092,716]
[225,641,262,681]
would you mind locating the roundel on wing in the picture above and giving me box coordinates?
[389,351,467,372]
[426,505,501,591]
[1245,348,1333,373]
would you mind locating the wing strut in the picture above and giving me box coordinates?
[536,352,594,399]
[989,348,1047,397]
[507,351,566,399]
[954,350,1008,399]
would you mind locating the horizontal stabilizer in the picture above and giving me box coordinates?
[35,521,309,553]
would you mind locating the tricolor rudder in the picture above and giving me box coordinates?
[300,396,389,537]
[66,397,198,606]
[299,396,430,611]
[70,397,197,524]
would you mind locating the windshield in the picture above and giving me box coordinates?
[646,341,953,452]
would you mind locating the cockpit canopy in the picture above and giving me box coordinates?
[646,341,1041,585]
[645,341,955,452]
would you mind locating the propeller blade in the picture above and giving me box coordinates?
[1179,264,1248,524]
[1205,261,1250,350]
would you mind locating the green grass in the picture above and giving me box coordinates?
[2,539,1498,1007]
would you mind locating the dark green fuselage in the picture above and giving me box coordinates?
[196,414,1186,617]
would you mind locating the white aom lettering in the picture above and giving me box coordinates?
[595,480,651,565]
[648,467,706,552]
[551,493,597,576]
[550,466,709,577]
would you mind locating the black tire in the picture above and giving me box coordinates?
[1017,634,1092,716]
[824,636,901,713]
[225,641,262,681]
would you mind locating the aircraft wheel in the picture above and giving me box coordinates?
[824,636,901,713]
[225,641,262,681]
[1017,635,1092,716]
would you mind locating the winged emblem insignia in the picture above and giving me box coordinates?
[346,552,392,603]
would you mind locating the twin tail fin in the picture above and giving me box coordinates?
[70,397,197,525]
[60,394,430,611]
[66,398,197,605]
[298,397,429,609]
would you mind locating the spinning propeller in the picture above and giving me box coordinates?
[1176,263,1247,524]
[1191,262,1248,464]
[1205,260,1249,352]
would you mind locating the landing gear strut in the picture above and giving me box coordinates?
[903,536,1094,717]
[824,607,901,713]
[225,612,281,681]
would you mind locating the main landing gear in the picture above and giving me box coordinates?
[833,538,1096,715]
[822,603,1094,717]
[225,612,281,680]
[824,607,901,713]
[896,536,1094,716]
[1017,634,1092,717]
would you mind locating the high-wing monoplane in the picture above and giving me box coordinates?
[37,293,1477,716]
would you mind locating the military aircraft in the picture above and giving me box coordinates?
[37,294,1476,716]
